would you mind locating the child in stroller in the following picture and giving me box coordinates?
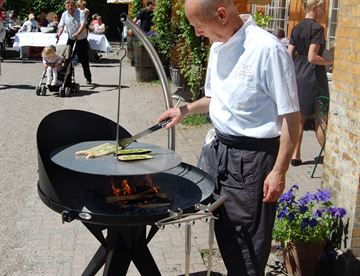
[42,45,62,86]
[36,43,80,97]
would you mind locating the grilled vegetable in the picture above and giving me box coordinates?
[116,148,152,155]
[75,143,116,159]
[117,154,154,161]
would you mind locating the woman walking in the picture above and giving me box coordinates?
[288,0,333,166]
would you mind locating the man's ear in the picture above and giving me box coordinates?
[216,7,228,24]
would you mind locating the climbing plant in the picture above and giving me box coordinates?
[175,1,209,101]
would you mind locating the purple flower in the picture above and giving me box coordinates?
[277,206,289,219]
[335,208,346,218]
[288,212,295,222]
[313,209,323,218]
[299,204,308,214]
[290,184,299,191]
[309,218,318,227]
[315,189,331,202]
[300,218,309,230]
[299,192,316,205]
[279,191,293,204]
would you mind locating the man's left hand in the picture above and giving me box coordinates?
[263,170,285,203]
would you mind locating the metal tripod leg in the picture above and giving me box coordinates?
[207,217,215,276]
[185,222,192,276]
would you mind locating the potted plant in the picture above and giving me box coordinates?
[132,31,159,82]
[273,185,347,276]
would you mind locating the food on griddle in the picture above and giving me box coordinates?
[116,148,151,155]
[117,154,154,161]
[75,143,116,159]
[76,143,153,160]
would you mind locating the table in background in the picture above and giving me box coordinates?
[13,32,112,57]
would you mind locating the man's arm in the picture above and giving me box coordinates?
[157,96,211,129]
[263,111,300,203]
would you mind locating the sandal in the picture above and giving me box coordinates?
[291,159,302,166]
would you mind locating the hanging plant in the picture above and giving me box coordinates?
[176,1,209,101]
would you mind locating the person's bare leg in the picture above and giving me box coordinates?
[291,114,306,162]
[315,114,327,147]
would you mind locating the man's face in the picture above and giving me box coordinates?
[65,1,76,13]
[185,1,226,42]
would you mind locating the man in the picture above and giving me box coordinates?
[135,1,155,33]
[158,0,300,275]
[57,0,92,84]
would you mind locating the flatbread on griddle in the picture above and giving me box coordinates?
[117,154,154,161]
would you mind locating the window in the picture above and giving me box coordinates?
[251,0,290,35]
[327,0,339,49]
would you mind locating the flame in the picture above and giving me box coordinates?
[121,179,132,195]
[111,178,121,196]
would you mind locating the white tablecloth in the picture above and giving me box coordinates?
[13,32,112,54]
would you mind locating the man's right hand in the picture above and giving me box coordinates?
[157,107,185,129]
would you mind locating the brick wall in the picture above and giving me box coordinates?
[322,0,360,256]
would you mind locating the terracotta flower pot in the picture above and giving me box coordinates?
[283,240,325,276]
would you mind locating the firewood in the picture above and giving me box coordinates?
[106,193,167,203]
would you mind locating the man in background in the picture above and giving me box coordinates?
[57,0,92,84]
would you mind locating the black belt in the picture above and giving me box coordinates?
[215,129,279,151]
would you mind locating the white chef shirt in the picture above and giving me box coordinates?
[205,15,299,138]
[59,8,87,40]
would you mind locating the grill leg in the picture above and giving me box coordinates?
[83,226,161,276]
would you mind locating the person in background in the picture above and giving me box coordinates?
[19,13,40,32]
[274,28,289,48]
[76,0,89,21]
[288,0,333,166]
[92,15,105,34]
[38,11,49,27]
[57,0,92,85]
[135,0,154,33]
[157,0,300,275]
[88,13,98,32]
[47,14,59,33]
[41,45,63,86]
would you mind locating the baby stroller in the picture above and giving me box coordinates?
[36,42,80,97]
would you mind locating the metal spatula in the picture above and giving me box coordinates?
[117,119,172,149]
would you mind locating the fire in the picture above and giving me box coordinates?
[108,175,166,207]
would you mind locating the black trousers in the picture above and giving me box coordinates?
[67,38,92,82]
[203,130,279,276]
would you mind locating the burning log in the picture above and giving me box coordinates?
[106,192,167,203]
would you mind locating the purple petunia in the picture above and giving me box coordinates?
[300,218,310,230]
[315,189,331,202]
[277,206,289,219]
[299,204,308,214]
[309,218,319,227]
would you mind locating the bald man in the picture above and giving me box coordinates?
[158,1,300,275]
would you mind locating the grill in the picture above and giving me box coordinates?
[37,109,215,275]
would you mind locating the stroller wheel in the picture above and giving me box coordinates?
[41,85,47,96]
[65,87,71,97]
[59,87,65,97]
[36,86,41,96]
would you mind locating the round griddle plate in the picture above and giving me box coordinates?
[51,141,181,176]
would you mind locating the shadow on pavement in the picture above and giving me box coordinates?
[0,84,36,91]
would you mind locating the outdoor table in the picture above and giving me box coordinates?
[13,32,112,58]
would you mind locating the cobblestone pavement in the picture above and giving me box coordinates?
[0,48,323,276]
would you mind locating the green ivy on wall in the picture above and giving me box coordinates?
[176,1,209,101]
[152,0,173,60]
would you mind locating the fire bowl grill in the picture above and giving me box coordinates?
[36,110,215,275]
[37,110,215,226]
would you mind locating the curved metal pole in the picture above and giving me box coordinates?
[120,14,175,151]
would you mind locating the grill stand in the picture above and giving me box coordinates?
[156,194,228,276]
[82,223,161,276]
